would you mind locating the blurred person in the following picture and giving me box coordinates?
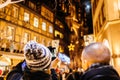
[6,40,59,80]
[65,67,82,80]
[80,42,120,80]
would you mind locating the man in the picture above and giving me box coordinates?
[6,40,59,80]
[80,42,120,80]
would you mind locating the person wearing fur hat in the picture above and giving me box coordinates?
[80,42,120,80]
[6,40,59,80]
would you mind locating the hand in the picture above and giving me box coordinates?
[51,57,60,69]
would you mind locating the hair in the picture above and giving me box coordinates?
[81,42,111,64]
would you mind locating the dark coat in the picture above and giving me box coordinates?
[65,71,82,80]
[80,63,120,80]
[22,69,52,80]
[6,61,58,80]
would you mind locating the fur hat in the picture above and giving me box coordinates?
[23,40,52,71]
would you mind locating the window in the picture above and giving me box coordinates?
[29,1,36,10]
[55,20,63,29]
[41,6,54,22]
[33,17,39,27]
[24,12,29,22]
[84,35,94,46]
[42,22,46,31]
[42,39,46,45]
[33,36,37,41]
[15,35,20,42]
[23,33,29,44]
[49,26,53,33]
[1,7,5,13]
[6,26,14,40]
[12,6,19,18]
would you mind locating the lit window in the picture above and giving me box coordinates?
[34,17,39,27]
[33,36,37,41]
[42,39,46,45]
[1,7,5,13]
[49,26,53,33]
[23,33,29,44]
[24,12,29,22]
[42,22,46,31]
[84,35,94,46]
[12,6,18,18]
[7,26,14,40]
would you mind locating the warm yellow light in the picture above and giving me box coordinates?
[68,43,75,51]
[118,0,120,10]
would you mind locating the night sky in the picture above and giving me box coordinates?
[82,0,93,34]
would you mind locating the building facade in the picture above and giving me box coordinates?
[91,0,120,74]
[0,0,70,70]
[0,0,90,72]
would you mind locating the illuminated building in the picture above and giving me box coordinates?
[0,0,75,68]
[0,0,92,70]
[91,0,120,74]
[0,1,55,67]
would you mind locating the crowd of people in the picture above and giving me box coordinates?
[5,40,120,80]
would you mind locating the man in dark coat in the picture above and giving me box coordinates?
[80,42,120,80]
[6,41,59,80]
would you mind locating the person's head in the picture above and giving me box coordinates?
[81,42,111,70]
[23,40,52,71]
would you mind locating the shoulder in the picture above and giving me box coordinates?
[6,69,23,80]
[6,61,25,80]
[81,65,120,80]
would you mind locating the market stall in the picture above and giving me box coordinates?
[0,56,11,79]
